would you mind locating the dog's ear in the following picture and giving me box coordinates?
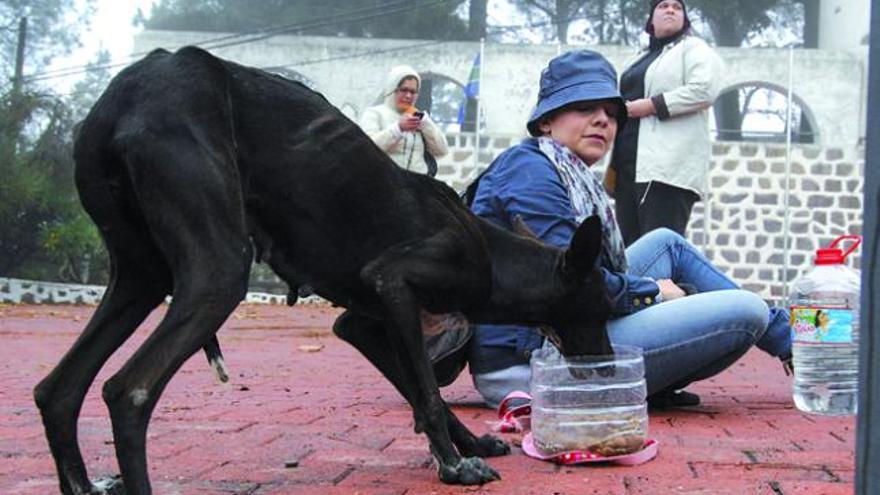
[563,215,602,281]
[511,214,541,241]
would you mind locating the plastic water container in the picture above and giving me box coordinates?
[530,344,648,457]
[789,235,861,416]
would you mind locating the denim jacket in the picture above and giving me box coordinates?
[467,138,661,374]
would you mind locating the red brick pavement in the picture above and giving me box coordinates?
[0,303,855,494]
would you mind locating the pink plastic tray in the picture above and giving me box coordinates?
[521,433,658,466]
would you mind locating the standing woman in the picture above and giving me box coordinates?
[359,65,448,177]
[608,0,724,246]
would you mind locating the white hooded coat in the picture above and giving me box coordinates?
[626,35,724,196]
[358,65,449,175]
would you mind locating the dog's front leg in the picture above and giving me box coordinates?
[363,255,500,484]
[444,403,510,458]
[334,311,509,460]
[387,289,498,484]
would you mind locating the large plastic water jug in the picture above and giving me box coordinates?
[789,235,861,415]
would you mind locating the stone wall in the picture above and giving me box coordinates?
[435,135,864,304]
[694,142,863,302]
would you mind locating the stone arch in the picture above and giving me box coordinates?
[712,81,819,144]
[415,71,466,131]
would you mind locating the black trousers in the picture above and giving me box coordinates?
[614,179,700,247]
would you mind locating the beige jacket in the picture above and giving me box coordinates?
[631,35,724,196]
[358,65,448,174]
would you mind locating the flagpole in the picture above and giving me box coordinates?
[473,37,485,171]
[782,45,795,304]
[704,151,712,253]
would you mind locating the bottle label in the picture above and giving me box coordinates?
[790,306,854,344]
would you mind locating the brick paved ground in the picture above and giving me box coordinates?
[0,303,855,494]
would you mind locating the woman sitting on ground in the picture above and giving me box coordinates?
[465,50,792,409]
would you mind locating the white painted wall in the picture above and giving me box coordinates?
[134,31,867,146]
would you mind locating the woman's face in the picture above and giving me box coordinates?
[539,100,619,165]
[652,0,685,39]
[394,77,419,113]
[816,311,830,329]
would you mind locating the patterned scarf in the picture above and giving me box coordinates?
[537,137,627,272]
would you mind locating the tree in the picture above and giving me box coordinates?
[42,52,113,283]
[578,0,642,45]
[792,0,819,48]
[568,0,808,48]
[0,76,109,283]
[0,91,103,282]
[0,0,94,82]
[66,49,112,120]
[582,0,609,43]
[688,0,781,46]
[613,0,644,46]
[0,0,108,283]
[141,0,470,41]
[467,0,487,40]
[509,0,591,43]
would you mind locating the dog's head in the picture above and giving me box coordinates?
[539,215,614,359]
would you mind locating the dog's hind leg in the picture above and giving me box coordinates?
[34,260,167,495]
[333,311,509,459]
[102,280,246,494]
[96,137,251,495]
[34,197,171,494]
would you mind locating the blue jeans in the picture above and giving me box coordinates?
[472,228,792,408]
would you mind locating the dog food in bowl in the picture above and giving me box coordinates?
[529,345,648,456]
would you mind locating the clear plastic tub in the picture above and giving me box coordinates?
[530,344,648,457]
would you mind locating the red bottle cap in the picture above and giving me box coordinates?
[815,235,861,265]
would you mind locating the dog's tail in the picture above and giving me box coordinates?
[203,337,230,383]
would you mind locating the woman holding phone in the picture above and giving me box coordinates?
[359,65,448,176]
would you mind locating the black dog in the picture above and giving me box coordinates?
[33,46,613,494]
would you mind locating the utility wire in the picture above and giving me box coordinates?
[42,39,451,99]
[262,39,449,71]
[168,0,416,49]
[26,0,420,81]
[27,0,417,78]
[25,0,452,83]
[200,0,431,50]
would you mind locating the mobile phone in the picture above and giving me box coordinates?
[413,111,425,119]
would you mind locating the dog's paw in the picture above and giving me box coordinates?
[465,434,510,457]
[438,457,500,485]
[92,475,126,494]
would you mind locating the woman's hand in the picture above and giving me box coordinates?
[398,114,423,132]
[657,279,686,301]
[625,98,656,119]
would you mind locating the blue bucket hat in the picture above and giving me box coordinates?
[526,50,627,137]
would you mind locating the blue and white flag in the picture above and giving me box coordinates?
[457,52,481,125]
